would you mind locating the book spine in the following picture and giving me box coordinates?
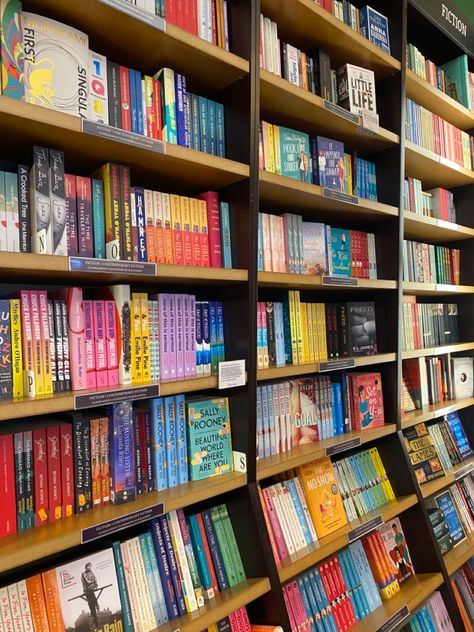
[112,541,135,632]
[164,395,178,487]
[25,575,49,632]
[175,393,188,484]
[46,426,62,522]
[29,291,45,397]
[92,179,106,258]
[30,146,52,254]
[17,165,31,253]
[62,287,87,391]
[198,192,222,267]
[48,149,67,256]
[64,174,78,256]
[76,176,94,257]
[201,508,229,591]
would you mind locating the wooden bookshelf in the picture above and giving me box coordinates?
[403,211,474,242]
[0,472,247,574]
[258,272,397,290]
[401,397,474,430]
[405,140,474,189]
[420,457,474,499]
[402,281,474,296]
[277,494,418,582]
[444,532,474,577]
[402,342,474,360]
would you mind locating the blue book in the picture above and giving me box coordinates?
[296,577,317,632]
[219,202,232,269]
[91,179,105,258]
[195,301,203,373]
[215,102,225,157]
[348,540,382,613]
[135,70,144,137]
[145,532,169,623]
[187,514,213,592]
[201,301,211,374]
[155,516,186,616]
[129,69,138,134]
[139,533,167,624]
[311,136,345,191]
[134,187,148,262]
[149,520,181,619]
[198,96,209,153]
[446,412,473,459]
[216,301,225,364]
[207,99,216,155]
[279,125,311,183]
[108,401,135,504]
[343,548,371,619]
[360,6,390,54]
[175,73,187,147]
[142,410,154,492]
[174,394,188,485]
[163,396,178,487]
[133,411,143,495]
[209,301,218,375]
[112,542,134,632]
[333,382,344,435]
[339,550,364,621]
[266,384,275,455]
[435,489,466,546]
[151,397,167,491]
[201,508,229,590]
[309,569,338,632]
[190,93,200,150]
[257,213,263,271]
[286,478,312,545]
[184,92,191,148]
[302,574,326,632]
[282,301,292,365]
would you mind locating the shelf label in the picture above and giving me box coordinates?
[82,120,166,154]
[219,359,246,389]
[99,0,166,29]
[347,515,383,543]
[233,451,247,473]
[454,463,474,480]
[322,276,358,287]
[323,188,359,205]
[376,605,410,632]
[69,257,157,276]
[326,437,361,457]
[323,100,359,124]
[81,502,165,543]
[75,384,160,409]
[319,358,356,372]
[360,110,380,135]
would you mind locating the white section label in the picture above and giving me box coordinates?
[219,359,246,389]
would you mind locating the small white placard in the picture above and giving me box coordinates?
[233,451,247,473]
[218,359,245,389]
[361,110,379,133]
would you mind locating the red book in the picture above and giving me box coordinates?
[165,0,177,24]
[119,66,132,131]
[319,561,345,631]
[196,512,220,596]
[153,79,162,140]
[47,426,62,522]
[349,372,385,430]
[59,423,74,518]
[176,0,185,28]
[196,191,222,267]
[190,0,198,35]
[33,427,49,526]
[0,433,16,537]
[211,0,217,44]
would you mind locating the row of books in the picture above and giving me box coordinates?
[406,98,474,171]
[427,480,474,556]
[451,559,474,630]
[256,371,384,458]
[257,297,378,368]
[407,45,474,112]
[403,356,474,411]
[0,503,246,630]
[402,298,459,351]
[400,591,455,632]
[259,124,378,200]
[403,178,456,222]
[258,213,377,278]
[403,240,460,285]
[404,419,472,486]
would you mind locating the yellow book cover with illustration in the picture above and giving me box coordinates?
[369,447,395,500]
[294,290,303,364]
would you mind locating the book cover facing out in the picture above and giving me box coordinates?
[379,518,415,584]
[403,422,445,485]
[312,136,345,192]
[330,227,351,277]
[338,63,377,117]
[279,126,311,183]
[360,6,391,55]
[434,489,467,547]
[186,397,233,481]
[350,372,384,430]
[289,379,320,446]
[302,222,327,276]
[451,357,473,399]
[346,302,377,356]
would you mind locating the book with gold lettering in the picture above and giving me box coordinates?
[403,422,445,485]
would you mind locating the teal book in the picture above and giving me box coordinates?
[144,532,169,623]
[210,505,239,586]
[216,103,225,157]
[186,396,233,481]
[207,99,216,155]
[217,504,246,582]
[139,533,167,625]
[112,542,134,632]
[92,178,105,258]
[441,55,471,109]
[199,96,208,153]
[279,126,311,183]
[219,202,232,269]
[330,227,351,276]
[187,514,213,592]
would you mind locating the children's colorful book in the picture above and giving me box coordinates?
[379,518,415,584]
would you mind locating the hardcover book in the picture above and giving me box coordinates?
[311,136,345,191]
[338,63,377,117]
[445,412,473,460]
[278,126,311,183]
[451,357,473,400]
[403,422,445,485]
[379,518,415,583]
[360,6,391,55]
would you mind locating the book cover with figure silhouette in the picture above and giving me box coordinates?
[56,548,123,631]
[379,518,415,584]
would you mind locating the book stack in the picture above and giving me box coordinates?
[451,560,474,629]
[257,296,378,367]
[406,98,474,170]
[400,591,456,632]
[256,372,385,457]
[402,298,459,350]
[427,481,474,555]
[404,178,456,222]
[403,358,474,409]
[0,395,233,537]
[258,213,377,278]
[403,240,460,285]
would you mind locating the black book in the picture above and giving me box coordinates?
[346,301,377,356]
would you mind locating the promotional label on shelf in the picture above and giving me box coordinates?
[81,502,165,543]
[233,451,247,473]
[323,188,359,205]
[322,276,358,287]
[360,110,380,134]
[320,358,356,372]
[99,0,166,30]
[323,100,359,124]
[347,515,383,542]
[219,359,246,389]
[326,437,361,457]
[82,120,166,154]
[69,257,157,276]
[375,605,410,632]
[75,384,160,409]
[454,462,474,479]
[410,0,474,57]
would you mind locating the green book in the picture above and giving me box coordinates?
[441,54,471,109]
[217,504,246,583]
[210,506,239,586]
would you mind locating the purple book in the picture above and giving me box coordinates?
[184,294,197,378]
[65,174,79,255]
[175,294,185,379]
[159,294,177,381]
[157,515,187,615]
[175,73,187,148]
[142,409,154,492]
[133,410,143,496]
[150,518,182,619]
[76,176,94,257]
[108,401,135,505]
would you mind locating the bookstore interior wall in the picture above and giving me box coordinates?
[0,0,474,631]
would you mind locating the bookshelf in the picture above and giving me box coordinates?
[0,0,473,630]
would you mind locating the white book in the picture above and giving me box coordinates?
[0,172,6,252]
[89,51,109,125]
[263,18,273,73]
[287,44,299,86]
[7,584,23,632]
[126,539,155,632]
[16,581,33,632]
[141,79,148,136]
[132,538,158,630]
[272,383,281,454]
[452,357,473,399]
[277,381,287,452]
[0,586,13,632]
[120,542,143,632]
[278,482,306,550]
[266,384,276,456]
[270,20,279,77]
[259,14,265,68]
[4,172,19,253]
[284,381,292,452]
[198,0,208,40]
[167,510,199,612]
[293,477,319,543]
[269,484,296,555]
[206,0,213,43]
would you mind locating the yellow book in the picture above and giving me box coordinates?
[307,302,315,363]
[310,302,319,362]
[267,123,276,174]
[131,294,143,384]
[369,447,395,501]
[294,290,303,364]
[317,303,328,361]
[262,121,271,172]
[140,293,150,383]
[298,457,348,539]
[190,197,201,265]
[10,299,23,399]
[180,196,193,266]
[300,302,309,364]
[170,194,184,265]
[288,291,298,365]
[273,124,281,175]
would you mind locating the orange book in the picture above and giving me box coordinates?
[180,196,193,266]
[161,192,174,264]
[198,199,211,267]
[99,416,110,504]
[26,575,50,632]
[41,569,64,631]
[170,194,184,265]
[190,198,202,266]
[297,457,347,539]
[91,417,101,507]
[451,579,474,632]
[144,189,156,263]
[153,191,165,264]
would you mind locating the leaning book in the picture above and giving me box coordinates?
[55,548,123,632]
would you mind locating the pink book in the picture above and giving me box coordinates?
[282,584,298,632]
[228,612,239,632]
[258,486,281,565]
[197,191,222,268]
[19,290,36,398]
[46,426,62,522]
[262,487,288,560]
[59,287,87,391]
[175,293,185,380]
[291,581,311,632]
[101,285,132,386]
[65,174,78,255]
[239,606,252,632]
[83,300,97,389]
[158,294,177,381]
[38,291,54,396]
[104,300,119,387]
[93,300,108,388]
[184,294,197,378]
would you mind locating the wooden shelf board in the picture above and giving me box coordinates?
[402,342,474,360]
[406,70,474,131]
[0,472,247,574]
[444,531,474,577]
[0,376,219,422]
[260,0,400,78]
[278,494,418,582]
[350,573,444,632]
[0,97,248,192]
[258,272,397,290]
[402,397,474,430]
[24,0,249,93]
[259,171,398,221]
[403,211,474,242]
[159,578,270,632]
[260,70,399,152]
[420,456,474,499]
[402,282,474,296]
[405,141,474,189]
[257,425,397,481]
